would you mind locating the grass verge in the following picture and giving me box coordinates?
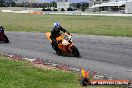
[0,56,125,88]
[0,13,132,37]
[0,56,80,88]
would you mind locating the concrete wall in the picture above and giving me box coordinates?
[0,7,42,11]
[125,1,132,14]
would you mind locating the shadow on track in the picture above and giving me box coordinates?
[53,52,82,58]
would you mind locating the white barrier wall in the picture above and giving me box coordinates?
[1,10,33,13]
[125,1,132,14]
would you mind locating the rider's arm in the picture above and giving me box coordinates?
[61,27,70,35]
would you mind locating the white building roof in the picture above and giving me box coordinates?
[90,0,132,8]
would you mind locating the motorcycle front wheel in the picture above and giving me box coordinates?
[71,45,80,57]
[2,34,9,43]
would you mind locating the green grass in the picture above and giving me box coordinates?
[0,56,125,88]
[0,56,80,88]
[1,13,132,37]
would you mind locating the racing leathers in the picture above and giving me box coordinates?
[50,26,70,53]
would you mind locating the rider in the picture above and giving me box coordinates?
[50,22,70,53]
[0,25,4,34]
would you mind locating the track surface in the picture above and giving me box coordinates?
[0,32,132,79]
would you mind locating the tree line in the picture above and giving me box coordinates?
[0,0,16,7]
[0,0,89,11]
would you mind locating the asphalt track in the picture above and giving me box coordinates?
[0,32,132,80]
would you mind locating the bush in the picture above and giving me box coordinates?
[53,9,58,11]
[60,8,65,11]
[67,8,74,11]
[81,6,86,11]
[42,8,52,11]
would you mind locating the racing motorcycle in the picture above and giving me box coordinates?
[46,32,80,57]
[0,30,9,43]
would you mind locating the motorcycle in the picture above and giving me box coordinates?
[0,32,9,43]
[45,32,80,57]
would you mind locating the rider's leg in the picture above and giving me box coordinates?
[51,43,60,53]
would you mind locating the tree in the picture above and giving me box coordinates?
[11,2,16,7]
[42,3,46,8]
[0,0,4,7]
[76,3,81,9]
[80,2,89,11]
[51,1,57,8]
[81,6,86,11]
[71,2,89,11]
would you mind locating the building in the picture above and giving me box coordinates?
[125,0,132,13]
[57,0,71,10]
[89,0,109,7]
[90,0,132,13]
[109,0,126,2]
